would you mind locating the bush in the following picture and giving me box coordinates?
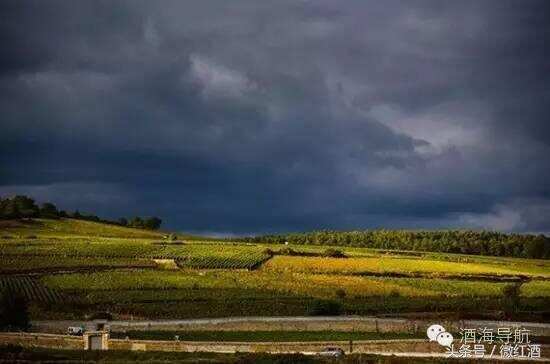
[278,247,298,256]
[263,248,274,256]
[322,248,346,258]
[335,289,346,299]
[307,299,342,316]
[502,283,522,316]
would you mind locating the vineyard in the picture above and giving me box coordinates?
[1,218,550,320]
[0,256,156,273]
[174,246,270,269]
[0,276,64,303]
[262,256,550,279]
[175,255,269,269]
[40,269,550,299]
[0,239,271,271]
[0,239,163,258]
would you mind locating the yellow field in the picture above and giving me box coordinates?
[42,269,518,300]
[262,255,550,278]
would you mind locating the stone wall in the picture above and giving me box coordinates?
[109,338,442,354]
[0,332,83,350]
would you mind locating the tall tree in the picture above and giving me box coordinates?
[0,288,30,331]
[144,217,162,230]
[39,202,59,218]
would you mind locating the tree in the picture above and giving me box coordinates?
[0,196,39,219]
[117,217,128,226]
[524,236,548,259]
[40,202,59,218]
[0,288,30,331]
[1,200,21,219]
[144,217,162,230]
[12,195,39,218]
[129,217,144,228]
[83,214,100,222]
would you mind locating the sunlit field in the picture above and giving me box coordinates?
[1,219,549,320]
[262,255,550,278]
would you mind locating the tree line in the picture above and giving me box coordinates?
[0,195,162,230]
[241,229,550,259]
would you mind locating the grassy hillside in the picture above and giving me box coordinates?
[0,218,164,239]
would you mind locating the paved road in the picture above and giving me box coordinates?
[32,315,550,335]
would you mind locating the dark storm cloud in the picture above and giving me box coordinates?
[1,0,549,234]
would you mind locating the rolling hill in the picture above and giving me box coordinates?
[0,218,165,239]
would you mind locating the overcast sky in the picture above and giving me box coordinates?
[1,1,549,235]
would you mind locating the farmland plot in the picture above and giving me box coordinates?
[42,270,513,299]
[262,255,550,278]
[0,255,155,273]
[0,240,163,258]
[0,276,64,303]
[159,244,271,269]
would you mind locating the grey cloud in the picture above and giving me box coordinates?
[1,0,549,234]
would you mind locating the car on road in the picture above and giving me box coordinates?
[318,347,345,358]
[67,326,84,336]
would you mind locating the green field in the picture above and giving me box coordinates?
[0,256,156,273]
[0,218,164,239]
[1,218,549,321]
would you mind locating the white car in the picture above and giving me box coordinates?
[67,326,84,336]
[319,347,345,357]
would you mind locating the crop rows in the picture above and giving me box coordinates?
[0,240,265,258]
[0,240,273,272]
[44,269,539,299]
[0,276,64,302]
[176,251,270,269]
[262,256,549,278]
[0,255,155,273]
[0,241,162,258]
